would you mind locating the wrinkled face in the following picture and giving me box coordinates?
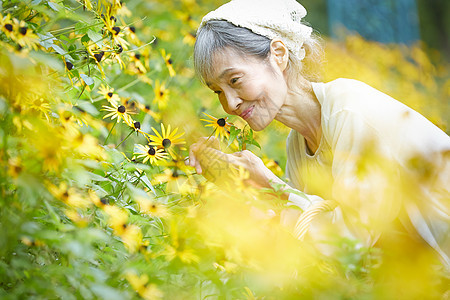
[205,48,288,131]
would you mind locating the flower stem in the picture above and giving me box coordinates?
[104,122,117,145]
[115,130,134,149]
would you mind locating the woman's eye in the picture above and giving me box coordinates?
[230,77,240,85]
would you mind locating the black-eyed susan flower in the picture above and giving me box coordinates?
[160,49,176,77]
[182,30,196,46]
[129,52,146,73]
[262,156,283,178]
[98,84,120,105]
[47,182,91,209]
[28,95,52,122]
[13,19,38,50]
[125,272,163,300]
[102,101,133,125]
[152,80,169,109]
[147,123,185,159]
[125,26,141,45]
[136,102,161,121]
[162,223,199,264]
[0,14,15,39]
[135,197,169,218]
[200,112,232,141]
[101,11,129,50]
[82,0,93,10]
[134,144,169,165]
[7,157,22,178]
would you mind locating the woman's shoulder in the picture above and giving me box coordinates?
[314,78,400,115]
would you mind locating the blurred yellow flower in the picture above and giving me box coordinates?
[152,80,169,109]
[135,197,169,218]
[160,49,176,77]
[47,182,91,209]
[125,272,163,300]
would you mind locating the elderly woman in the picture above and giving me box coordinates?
[189,0,450,267]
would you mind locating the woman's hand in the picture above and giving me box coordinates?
[189,138,286,190]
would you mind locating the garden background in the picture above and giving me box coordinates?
[0,0,449,299]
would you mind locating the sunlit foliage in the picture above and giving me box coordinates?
[0,0,448,299]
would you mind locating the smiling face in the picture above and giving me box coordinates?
[205,47,289,131]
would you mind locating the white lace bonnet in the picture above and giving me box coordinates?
[198,0,313,60]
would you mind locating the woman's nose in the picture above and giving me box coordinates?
[224,92,242,114]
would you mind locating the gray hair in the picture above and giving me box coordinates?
[193,20,322,86]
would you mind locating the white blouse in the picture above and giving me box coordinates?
[285,78,450,266]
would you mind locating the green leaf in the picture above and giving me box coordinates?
[80,74,94,86]
[51,44,66,55]
[87,30,104,48]
[81,34,90,44]
[227,126,241,147]
[38,32,57,49]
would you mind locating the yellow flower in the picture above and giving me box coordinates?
[7,157,22,178]
[136,102,160,121]
[103,205,128,235]
[28,95,51,121]
[182,30,196,46]
[135,197,169,218]
[200,112,232,141]
[160,49,176,77]
[98,84,120,105]
[101,11,129,50]
[65,209,89,227]
[262,156,283,178]
[13,19,38,50]
[152,80,169,109]
[82,0,93,10]
[147,123,185,159]
[47,182,91,209]
[125,272,163,300]
[0,14,15,40]
[102,102,133,125]
[128,52,146,74]
[125,26,141,45]
[134,144,169,165]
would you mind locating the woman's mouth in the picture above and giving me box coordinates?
[240,105,254,120]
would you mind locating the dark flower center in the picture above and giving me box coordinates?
[148,146,156,156]
[217,118,226,127]
[100,198,109,205]
[162,138,171,148]
[122,223,127,229]
[116,44,123,53]
[117,105,126,113]
[133,121,141,129]
[4,24,13,32]
[94,51,104,62]
[62,191,69,199]
[159,91,164,97]
[110,15,117,22]
[134,53,141,60]
[167,58,172,65]
[19,26,27,35]
[107,92,113,98]
[65,61,74,70]
[145,105,150,110]
[112,26,120,35]
[172,169,179,178]
[129,26,136,33]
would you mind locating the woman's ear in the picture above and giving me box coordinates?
[270,39,289,72]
